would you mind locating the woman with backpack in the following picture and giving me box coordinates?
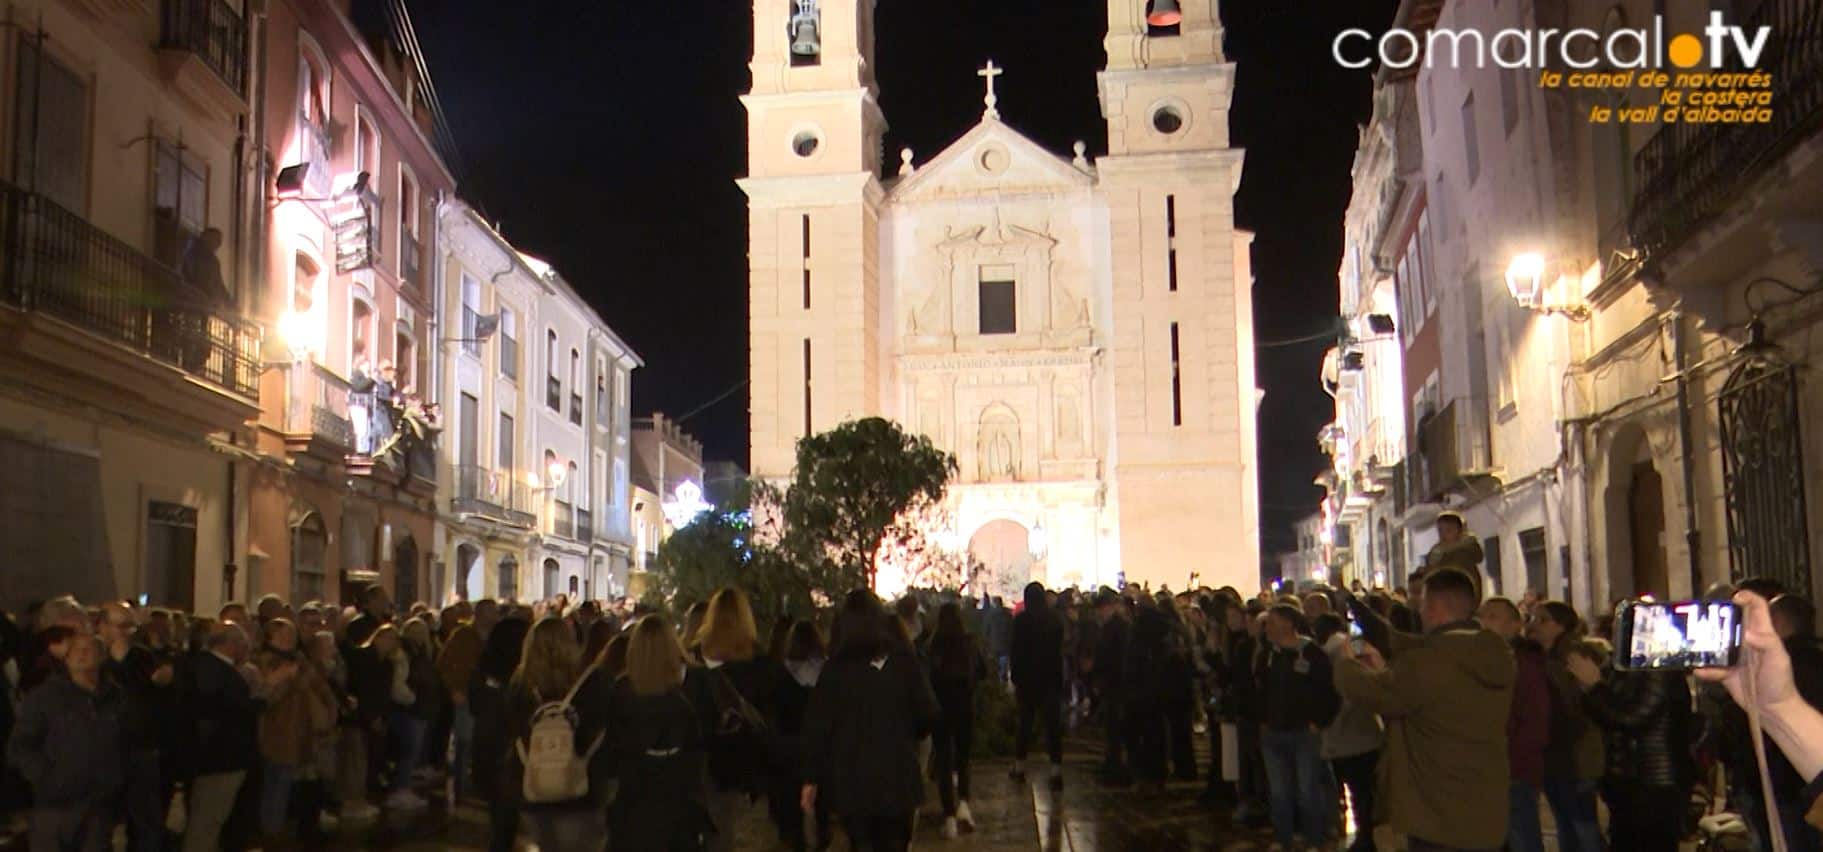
[501,616,612,852]
[607,615,712,852]
[691,587,785,852]
[801,590,940,852]
[927,601,985,839]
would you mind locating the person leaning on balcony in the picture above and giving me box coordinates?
[1426,513,1486,598]
[348,358,376,455]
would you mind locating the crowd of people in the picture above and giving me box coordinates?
[3,536,1823,851]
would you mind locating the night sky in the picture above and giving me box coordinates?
[411,0,1396,562]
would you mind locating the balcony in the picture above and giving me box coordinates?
[553,501,575,539]
[0,180,261,422]
[577,508,593,544]
[546,376,562,411]
[157,0,247,119]
[1413,398,1495,503]
[451,464,536,528]
[282,361,353,456]
[1629,0,1823,262]
[570,393,583,425]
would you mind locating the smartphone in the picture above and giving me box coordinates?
[137,593,149,606]
[1613,598,1743,670]
[1347,616,1366,655]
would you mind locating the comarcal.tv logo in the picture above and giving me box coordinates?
[1333,12,1771,72]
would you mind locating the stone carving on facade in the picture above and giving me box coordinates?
[1055,383,1084,457]
[977,403,1021,482]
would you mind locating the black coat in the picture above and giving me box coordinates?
[803,650,939,819]
[1584,667,1693,790]
[607,680,712,852]
[1094,613,1130,695]
[103,643,174,751]
[689,655,785,795]
[1258,638,1339,732]
[1010,607,1065,696]
[5,675,125,806]
[186,651,262,775]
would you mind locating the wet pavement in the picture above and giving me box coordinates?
[314,734,1269,851]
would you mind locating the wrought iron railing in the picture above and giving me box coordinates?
[1629,0,1823,260]
[284,361,353,448]
[0,181,260,398]
[451,464,536,527]
[553,501,574,539]
[159,0,247,94]
[577,508,593,544]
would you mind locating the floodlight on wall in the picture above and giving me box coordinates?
[1366,313,1396,335]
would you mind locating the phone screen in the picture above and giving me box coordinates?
[1616,599,1742,670]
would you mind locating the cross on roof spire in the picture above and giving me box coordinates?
[978,60,1003,120]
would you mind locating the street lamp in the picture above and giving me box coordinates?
[277,310,314,361]
[1504,252,1590,320]
[545,458,567,489]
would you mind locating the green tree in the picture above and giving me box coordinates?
[778,417,957,595]
[647,481,811,625]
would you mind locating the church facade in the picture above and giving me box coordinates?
[741,0,1260,593]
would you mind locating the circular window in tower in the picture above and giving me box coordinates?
[791,130,821,158]
[1152,105,1186,135]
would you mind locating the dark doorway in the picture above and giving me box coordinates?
[1628,461,1669,597]
[395,534,419,609]
[145,502,197,610]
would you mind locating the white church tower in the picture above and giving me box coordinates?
[740,0,887,479]
[741,0,1260,593]
[1098,0,1260,589]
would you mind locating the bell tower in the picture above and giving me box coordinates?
[741,0,888,479]
[1098,0,1261,591]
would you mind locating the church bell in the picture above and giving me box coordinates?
[790,0,821,57]
[1146,0,1182,27]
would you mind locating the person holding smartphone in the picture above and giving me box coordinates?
[1566,623,1695,851]
[1700,591,1823,839]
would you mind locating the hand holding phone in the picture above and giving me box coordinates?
[1614,598,1743,671]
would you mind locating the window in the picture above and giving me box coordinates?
[1169,322,1183,426]
[595,359,609,422]
[569,349,583,425]
[498,556,517,600]
[355,110,379,177]
[1484,534,1504,595]
[153,141,208,271]
[801,214,812,310]
[298,45,328,128]
[546,330,561,411]
[351,294,374,363]
[978,267,1016,335]
[499,307,518,380]
[1462,93,1481,185]
[459,274,481,357]
[1519,527,1548,597]
[1496,297,1518,413]
[802,338,813,436]
[398,168,420,286]
[498,413,514,473]
[15,38,90,213]
[291,513,327,603]
[1166,194,1179,292]
[394,325,414,390]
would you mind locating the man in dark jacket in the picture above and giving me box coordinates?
[185,622,271,852]
[1092,589,1132,784]
[1009,581,1066,788]
[1480,597,1552,852]
[102,602,178,852]
[6,632,124,852]
[1337,568,1516,851]
[1258,604,1340,851]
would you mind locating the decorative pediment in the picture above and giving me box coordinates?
[888,120,1093,203]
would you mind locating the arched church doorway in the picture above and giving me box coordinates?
[968,519,1034,600]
